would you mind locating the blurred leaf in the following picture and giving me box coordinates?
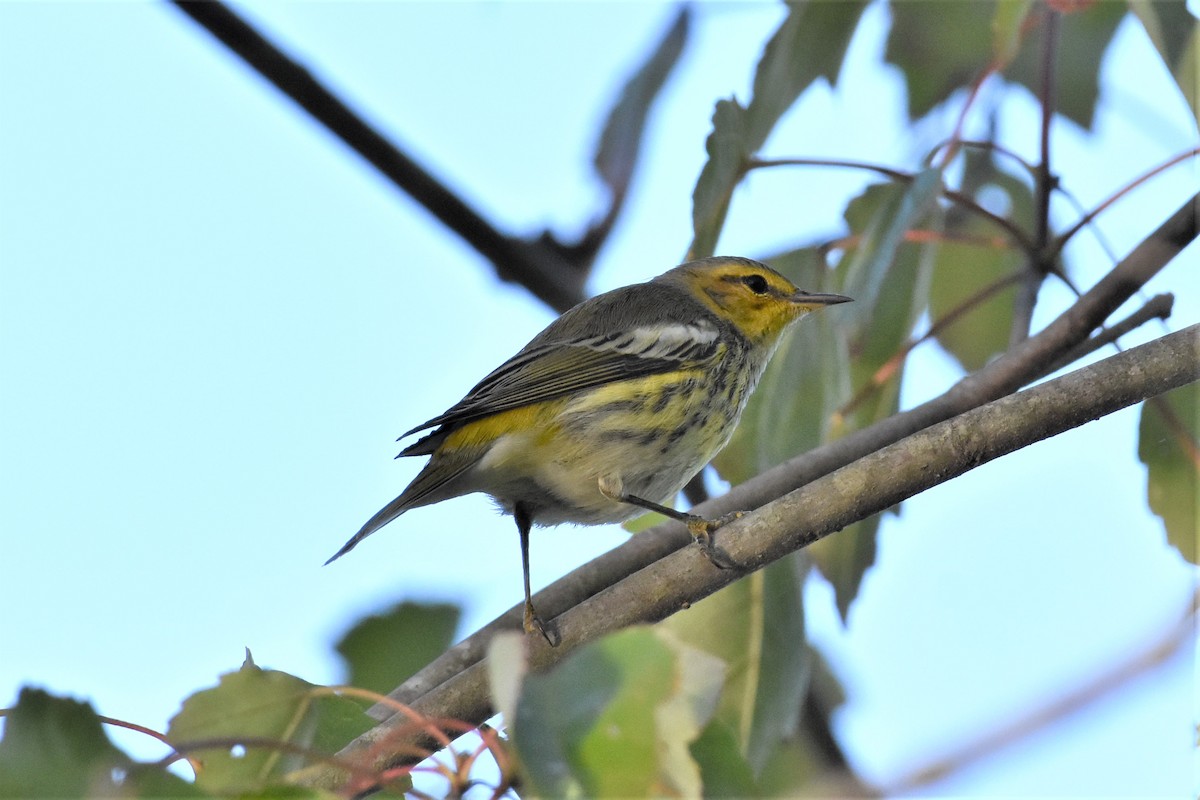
[166,661,372,793]
[807,175,939,619]
[485,632,528,726]
[836,170,941,314]
[623,509,669,534]
[665,555,811,774]
[992,0,1036,66]
[1127,0,1200,122]
[513,626,725,798]
[0,688,199,798]
[886,1,994,120]
[1138,383,1199,564]
[807,516,880,623]
[335,601,459,695]
[889,2,1126,130]
[690,719,759,798]
[691,98,750,259]
[930,147,1033,371]
[744,0,867,146]
[691,2,865,259]
[1006,1,1126,130]
[715,248,847,483]
[593,8,689,210]
[929,241,1022,371]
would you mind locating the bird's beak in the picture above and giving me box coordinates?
[789,291,853,310]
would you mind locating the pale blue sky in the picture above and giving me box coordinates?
[1,2,1196,795]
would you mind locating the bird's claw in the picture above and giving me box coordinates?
[685,511,746,570]
[523,603,560,647]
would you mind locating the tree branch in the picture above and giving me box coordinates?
[310,322,1198,787]
[169,0,590,312]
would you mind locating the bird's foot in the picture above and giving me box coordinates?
[523,601,560,647]
[685,511,746,570]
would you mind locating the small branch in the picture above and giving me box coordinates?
[169,1,589,312]
[1011,5,1061,346]
[1035,293,1174,379]
[1050,147,1200,262]
[747,157,1035,253]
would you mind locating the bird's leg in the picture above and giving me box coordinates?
[597,476,743,570]
[514,502,558,646]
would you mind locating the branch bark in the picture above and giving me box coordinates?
[307,322,1198,786]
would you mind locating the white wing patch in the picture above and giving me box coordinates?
[580,321,720,361]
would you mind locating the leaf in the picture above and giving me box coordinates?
[0,688,198,798]
[689,719,759,798]
[743,0,868,147]
[1006,1,1127,130]
[886,1,995,121]
[992,0,1037,66]
[690,1,866,259]
[166,661,373,793]
[593,8,689,211]
[512,627,725,798]
[334,601,459,695]
[1138,382,1199,564]
[836,170,942,314]
[929,147,1033,371]
[811,175,940,619]
[690,98,750,259]
[1127,0,1200,123]
[664,556,812,775]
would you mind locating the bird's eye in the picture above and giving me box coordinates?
[742,274,770,294]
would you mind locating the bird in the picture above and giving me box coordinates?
[326,256,852,642]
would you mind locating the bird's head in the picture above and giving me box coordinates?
[656,256,852,346]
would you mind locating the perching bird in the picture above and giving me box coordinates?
[327,256,851,641]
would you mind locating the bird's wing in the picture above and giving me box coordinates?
[398,282,726,450]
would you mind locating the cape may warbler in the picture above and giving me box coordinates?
[327,256,851,640]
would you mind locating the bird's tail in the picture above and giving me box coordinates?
[324,493,414,565]
[324,456,476,565]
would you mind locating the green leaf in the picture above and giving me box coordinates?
[1138,383,1199,564]
[1127,0,1200,123]
[334,601,459,695]
[930,148,1033,371]
[166,660,372,793]
[593,8,689,211]
[0,688,129,798]
[810,175,939,619]
[689,719,759,798]
[886,1,995,121]
[0,688,198,798]
[1006,1,1126,130]
[664,556,812,774]
[992,0,1037,66]
[513,627,725,798]
[836,170,941,314]
[690,1,866,259]
[691,98,750,259]
[744,0,867,147]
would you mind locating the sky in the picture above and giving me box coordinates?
[1,1,1197,796]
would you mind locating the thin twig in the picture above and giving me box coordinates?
[747,157,1035,253]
